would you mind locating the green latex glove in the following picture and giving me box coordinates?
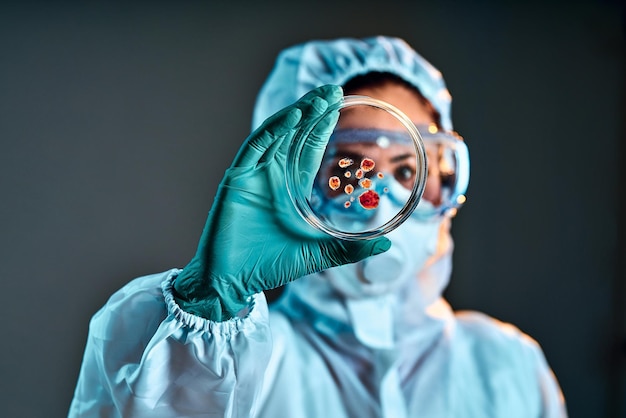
[173,85,391,321]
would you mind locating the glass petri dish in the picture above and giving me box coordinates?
[286,95,428,240]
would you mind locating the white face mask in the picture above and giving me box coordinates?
[283,193,454,349]
[322,197,443,299]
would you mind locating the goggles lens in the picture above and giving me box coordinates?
[414,124,469,219]
[312,124,469,221]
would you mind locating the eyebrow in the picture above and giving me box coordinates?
[390,153,413,163]
[331,151,363,161]
[330,150,414,164]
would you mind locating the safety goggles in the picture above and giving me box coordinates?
[312,123,469,220]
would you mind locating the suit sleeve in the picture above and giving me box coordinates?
[68,269,272,418]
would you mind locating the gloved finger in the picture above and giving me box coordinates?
[233,85,340,168]
[257,131,288,165]
[275,94,329,162]
[233,107,302,168]
[279,84,342,150]
[294,85,343,118]
[340,237,392,264]
[281,85,343,192]
[297,107,340,194]
[316,236,392,271]
[304,84,343,106]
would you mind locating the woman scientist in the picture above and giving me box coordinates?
[69,36,567,418]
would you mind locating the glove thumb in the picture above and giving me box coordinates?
[323,237,391,269]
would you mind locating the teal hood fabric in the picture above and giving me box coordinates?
[252,36,454,131]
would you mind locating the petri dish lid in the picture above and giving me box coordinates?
[286,95,428,240]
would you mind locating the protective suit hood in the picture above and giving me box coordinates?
[252,36,454,131]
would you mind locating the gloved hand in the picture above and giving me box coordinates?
[173,85,391,321]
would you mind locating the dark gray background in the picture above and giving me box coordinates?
[1,1,624,417]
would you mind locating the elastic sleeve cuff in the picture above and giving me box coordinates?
[161,269,268,336]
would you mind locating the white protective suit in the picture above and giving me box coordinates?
[69,36,567,418]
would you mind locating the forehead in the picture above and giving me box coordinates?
[339,83,436,128]
[331,142,414,160]
[337,107,406,131]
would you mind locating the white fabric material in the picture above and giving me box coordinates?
[69,268,567,417]
[322,197,443,301]
[69,271,272,417]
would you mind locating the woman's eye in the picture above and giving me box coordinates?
[394,165,415,183]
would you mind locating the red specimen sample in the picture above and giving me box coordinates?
[358,190,380,209]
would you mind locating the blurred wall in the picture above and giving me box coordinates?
[0,1,623,417]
